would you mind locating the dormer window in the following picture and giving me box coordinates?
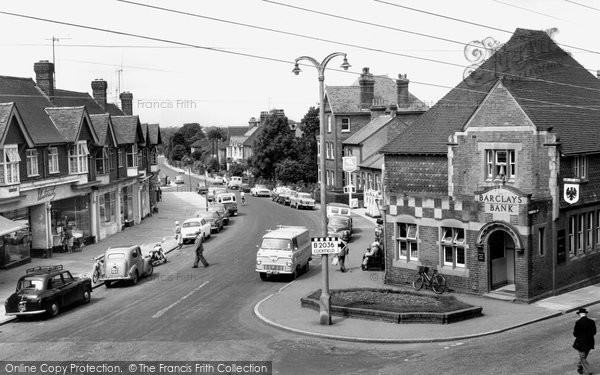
[69,141,89,174]
[0,145,20,184]
[48,147,59,174]
[26,149,39,177]
[126,144,138,168]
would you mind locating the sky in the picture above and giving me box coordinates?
[0,0,598,128]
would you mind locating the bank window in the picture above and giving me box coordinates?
[569,216,575,257]
[538,227,545,256]
[578,215,584,254]
[486,149,516,180]
[126,144,138,168]
[26,149,38,177]
[441,227,465,268]
[396,223,418,262]
[0,145,20,185]
[68,141,89,174]
[574,156,587,179]
[48,147,59,174]
[341,118,350,132]
[327,115,332,133]
[597,211,600,249]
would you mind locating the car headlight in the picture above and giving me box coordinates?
[256,260,262,265]
[286,261,292,267]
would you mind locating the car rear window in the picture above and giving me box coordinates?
[107,253,125,259]
[183,221,200,228]
[18,278,44,291]
[261,238,292,250]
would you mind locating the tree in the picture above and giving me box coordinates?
[206,127,228,171]
[248,113,296,181]
[296,106,320,183]
[170,144,187,161]
[275,159,305,184]
[191,150,203,161]
[229,162,245,177]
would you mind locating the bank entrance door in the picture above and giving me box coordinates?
[489,230,515,290]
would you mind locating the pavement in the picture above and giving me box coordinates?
[3,176,600,343]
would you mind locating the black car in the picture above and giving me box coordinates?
[5,265,92,318]
[327,215,353,242]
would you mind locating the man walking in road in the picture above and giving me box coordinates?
[192,232,209,268]
[573,307,597,374]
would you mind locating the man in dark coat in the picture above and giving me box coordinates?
[192,232,209,268]
[573,307,597,374]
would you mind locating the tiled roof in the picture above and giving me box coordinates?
[140,123,148,144]
[343,115,393,145]
[45,107,87,143]
[359,153,384,169]
[0,102,13,130]
[243,126,264,146]
[89,113,111,145]
[106,103,125,116]
[381,28,600,155]
[147,123,162,145]
[227,126,249,138]
[111,115,141,145]
[0,76,66,144]
[326,75,427,114]
[54,89,105,114]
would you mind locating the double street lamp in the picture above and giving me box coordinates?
[293,52,350,325]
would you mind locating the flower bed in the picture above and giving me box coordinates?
[301,288,482,324]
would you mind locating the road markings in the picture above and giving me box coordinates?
[152,280,209,318]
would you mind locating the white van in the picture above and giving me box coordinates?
[256,226,311,281]
[215,193,237,216]
[326,203,352,219]
[227,176,243,189]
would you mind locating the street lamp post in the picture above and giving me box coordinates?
[293,52,350,325]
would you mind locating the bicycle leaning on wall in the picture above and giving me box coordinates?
[412,266,447,294]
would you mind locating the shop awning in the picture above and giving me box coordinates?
[0,215,26,236]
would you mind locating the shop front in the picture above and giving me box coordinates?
[97,189,118,240]
[121,184,134,227]
[0,210,30,268]
[50,195,92,252]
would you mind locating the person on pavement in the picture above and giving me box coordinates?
[337,244,348,272]
[192,232,209,268]
[361,242,381,270]
[573,307,597,374]
[174,221,182,249]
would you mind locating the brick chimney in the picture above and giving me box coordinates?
[248,117,259,128]
[396,74,410,108]
[389,103,398,118]
[34,60,55,99]
[359,67,375,110]
[119,91,133,115]
[91,79,108,110]
[370,98,386,120]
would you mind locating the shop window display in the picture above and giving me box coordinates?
[0,209,31,267]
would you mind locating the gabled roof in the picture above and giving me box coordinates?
[140,123,148,145]
[106,103,125,116]
[147,124,162,145]
[0,103,34,147]
[0,76,66,144]
[344,115,394,145]
[359,153,384,169]
[381,28,600,155]
[111,115,143,145]
[243,125,264,146]
[326,75,427,114]
[227,126,249,138]
[89,113,117,147]
[45,106,99,144]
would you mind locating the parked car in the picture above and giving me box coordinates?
[4,265,92,318]
[174,175,185,184]
[181,217,211,243]
[212,176,225,185]
[240,183,251,193]
[283,190,296,206]
[207,187,228,202]
[99,245,154,287]
[207,203,230,225]
[289,191,315,210]
[197,210,224,233]
[271,186,285,202]
[215,192,238,216]
[276,187,291,204]
[197,183,208,195]
[327,215,353,242]
[251,184,271,197]
[227,176,243,190]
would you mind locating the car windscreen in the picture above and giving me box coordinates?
[329,217,349,226]
[17,278,44,291]
[183,221,200,228]
[298,193,311,199]
[261,238,292,250]
[107,253,125,259]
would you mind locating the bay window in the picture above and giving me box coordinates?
[0,145,20,184]
[126,144,138,168]
[68,141,89,174]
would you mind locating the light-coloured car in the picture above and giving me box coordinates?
[215,192,238,216]
[212,176,225,185]
[174,175,184,184]
[326,203,352,219]
[251,184,271,197]
[181,217,211,243]
[227,176,243,190]
[289,192,315,210]
[99,245,153,287]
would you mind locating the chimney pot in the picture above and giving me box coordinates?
[34,60,55,100]
[91,79,108,110]
[389,103,398,118]
[119,91,133,115]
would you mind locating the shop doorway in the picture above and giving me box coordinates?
[488,230,516,291]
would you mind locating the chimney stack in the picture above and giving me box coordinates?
[396,74,410,108]
[34,60,55,100]
[119,91,133,115]
[91,79,108,110]
[359,67,375,110]
[370,98,386,120]
[389,103,398,118]
[248,117,259,128]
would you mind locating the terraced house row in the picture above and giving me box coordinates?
[0,60,162,269]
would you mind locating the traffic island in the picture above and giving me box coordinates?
[301,288,483,324]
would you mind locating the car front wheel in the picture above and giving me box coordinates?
[47,301,60,317]
[82,288,91,304]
